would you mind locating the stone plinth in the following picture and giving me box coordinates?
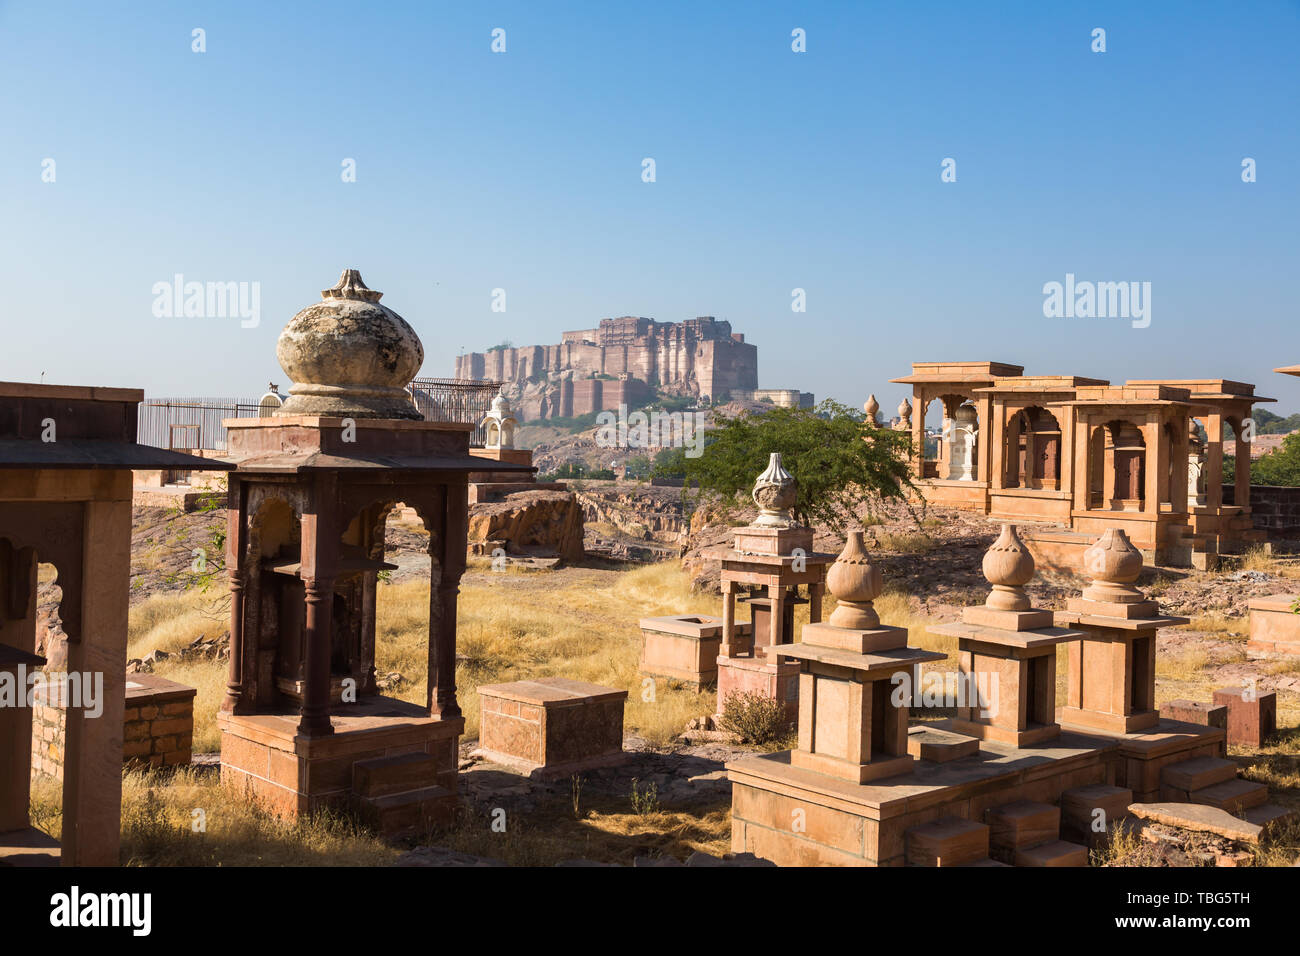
[731,525,813,558]
[779,630,944,784]
[1055,529,1188,736]
[639,614,751,689]
[474,677,627,778]
[1160,699,1227,732]
[218,696,462,830]
[1054,609,1185,734]
[931,621,1081,747]
[728,732,1111,866]
[715,654,801,725]
[1246,596,1300,657]
[1212,686,1277,748]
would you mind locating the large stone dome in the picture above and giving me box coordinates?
[275,269,424,420]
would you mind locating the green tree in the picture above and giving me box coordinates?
[1252,432,1300,486]
[654,399,916,532]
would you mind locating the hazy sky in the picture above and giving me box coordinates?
[2,1,1297,415]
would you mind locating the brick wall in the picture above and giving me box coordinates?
[30,672,197,781]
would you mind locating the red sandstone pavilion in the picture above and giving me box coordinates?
[890,361,1272,569]
[216,270,532,832]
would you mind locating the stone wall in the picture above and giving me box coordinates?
[1224,484,1300,536]
[30,673,196,781]
[123,675,197,769]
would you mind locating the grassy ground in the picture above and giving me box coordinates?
[30,768,398,866]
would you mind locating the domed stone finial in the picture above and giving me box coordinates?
[1081,528,1145,604]
[982,524,1035,611]
[863,394,880,425]
[826,531,883,628]
[897,397,912,427]
[275,269,425,420]
[751,452,798,528]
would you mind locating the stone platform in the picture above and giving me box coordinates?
[218,695,462,832]
[727,718,1224,866]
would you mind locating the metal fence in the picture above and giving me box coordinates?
[137,398,261,452]
[138,379,504,451]
[408,377,503,447]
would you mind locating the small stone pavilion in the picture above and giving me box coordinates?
[890,361,1270,568]
[0,381,225,865]
[218,269,530,833]
[728,526,1278,867]
[711,454,832,722]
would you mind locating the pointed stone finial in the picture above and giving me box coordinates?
[1081,528,1145,604]
[826,531,883,628]
[322,268,383,303]
[863,394,880,425]
[751,452,798,528]
[982,524,1035,611]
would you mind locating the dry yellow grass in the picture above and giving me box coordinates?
[1156,648,1210,683]
[873,531,936,554]
[1187,614,1248,640]
[29,768,397,866]
[127,589,229,751]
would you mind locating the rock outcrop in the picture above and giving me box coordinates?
[467,490,585,565]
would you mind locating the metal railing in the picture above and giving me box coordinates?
[408,377,503,447]
[138,379,505,451]
[137,398,260,452]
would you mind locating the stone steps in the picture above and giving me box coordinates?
[1186,778,1269,813]
[352,752,439,798]
[1242,803,1297,835]
[984,800,1060,864]
[1013,839,1090,867]
[905,817,989,867]
[1160,756,1238,792]
[357,784,452,838]
[1060,784,1133,842]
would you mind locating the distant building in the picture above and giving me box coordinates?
[1228,432,1293,459]
[455,315,761,421]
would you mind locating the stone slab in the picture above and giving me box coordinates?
[1128,802,1264,844]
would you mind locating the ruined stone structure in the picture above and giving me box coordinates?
[0,381,224,866]
[727,525,1287,867]
[218,270,531,834]
[891,361,1272,568]
[455,315,758,420]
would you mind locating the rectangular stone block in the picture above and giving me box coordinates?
[1212,687,1277,748]
[475,677,627,778]
[1160,699,1227,730]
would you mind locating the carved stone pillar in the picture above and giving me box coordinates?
[299,577,335,736]
[430,579,462,719]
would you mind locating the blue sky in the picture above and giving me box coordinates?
[1,1,1297,414]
